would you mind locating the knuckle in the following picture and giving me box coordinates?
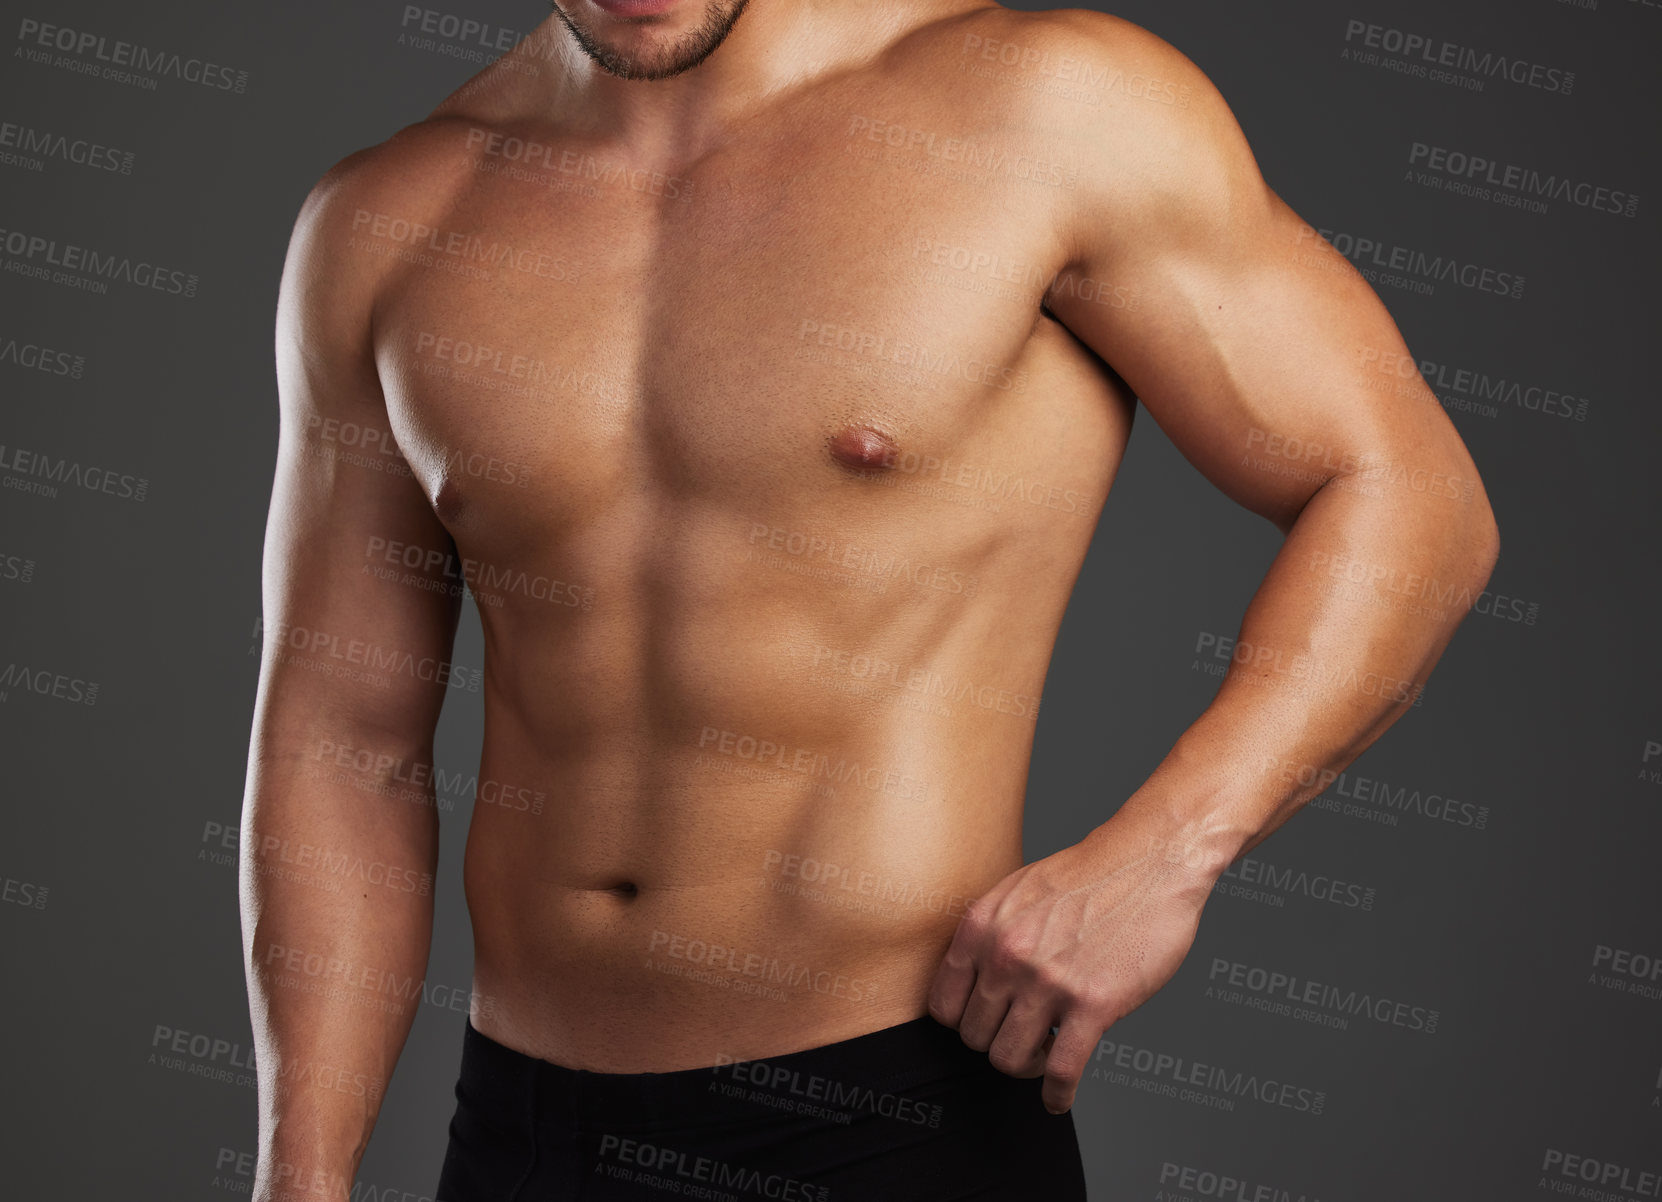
[1032,961,1073,998]
[988,1045,1024,1075]
[989,929,1037,972]
[1049,1030,1095,1069]
[1072,975,1116,1016]
[1049,1068,1081,1097]
[959,902,994,937]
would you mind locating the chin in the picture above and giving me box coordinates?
[554,0,751,81]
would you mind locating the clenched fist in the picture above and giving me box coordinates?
[927,813,1220,1114]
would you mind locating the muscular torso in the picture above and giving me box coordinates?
[362,9,1135,1070]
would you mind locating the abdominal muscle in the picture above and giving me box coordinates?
[458,663,1038,1072]
[439,464,1091,1071]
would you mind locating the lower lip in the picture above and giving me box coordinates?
[590,0,680,16]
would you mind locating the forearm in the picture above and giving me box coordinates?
[1111,457,1499,877]
[238,734,440,1201]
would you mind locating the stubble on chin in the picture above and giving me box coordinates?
[548,0,752,81]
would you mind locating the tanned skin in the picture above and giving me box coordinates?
[239,2,1498,1196]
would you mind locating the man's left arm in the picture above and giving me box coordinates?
[927,21,1500,1114]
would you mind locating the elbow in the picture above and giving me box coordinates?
[1463,489,1501,593]
[1417,436,1500,591]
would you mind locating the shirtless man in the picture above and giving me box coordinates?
[239,1,1499,1198]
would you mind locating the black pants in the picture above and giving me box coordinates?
[435,1015,1087,1201]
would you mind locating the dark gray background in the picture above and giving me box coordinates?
[1,0,1658,1197]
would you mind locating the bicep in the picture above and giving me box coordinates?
[1047,80,1476,530]
[255,184,462,758]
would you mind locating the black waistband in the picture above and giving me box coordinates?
[454,1013,980,1127]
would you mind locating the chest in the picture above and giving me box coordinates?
[369,112,1097,538]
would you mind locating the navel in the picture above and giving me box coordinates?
[827,424,900,473]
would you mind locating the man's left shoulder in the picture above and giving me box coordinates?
[899,6,1218,125]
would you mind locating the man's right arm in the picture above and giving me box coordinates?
[239,148,463,1202]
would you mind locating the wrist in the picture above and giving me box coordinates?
[259,1131,365,1202]
[255,1158,355,1202]
[1103,723,1291,884]
[1098,781,1254,889]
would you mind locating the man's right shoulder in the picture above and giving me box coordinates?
[274,120,481,393]
[290,117,482,253]
[277,115,494,344]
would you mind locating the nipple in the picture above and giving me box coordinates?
[827,425,899,473]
